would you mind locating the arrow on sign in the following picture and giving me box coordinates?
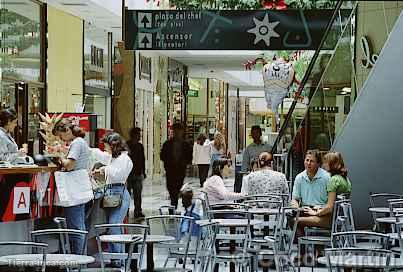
[141,16,150,28]
[137,12,152,28]
[138,33,152,49]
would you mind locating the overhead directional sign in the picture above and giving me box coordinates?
[125,9,349,50]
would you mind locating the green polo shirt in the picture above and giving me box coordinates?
[327,174,351,195]
[292,168,331,207]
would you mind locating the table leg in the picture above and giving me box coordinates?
[146,242,154,272]
[263,214,270,272]
[230,227,235,272]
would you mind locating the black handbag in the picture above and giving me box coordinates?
[101,185,124,209]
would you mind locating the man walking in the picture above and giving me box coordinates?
[160,123,192,210]
[127,127,146,219]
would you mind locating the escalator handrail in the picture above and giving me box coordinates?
[271,0,344,154]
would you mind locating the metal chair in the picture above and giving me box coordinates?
[94,223,148,272]
[244,200,283,271]
[369,193,403,231]
[324,247,392,271]
[331,231,390,249]
[146,215,194,271]
[265,207,301,272]
[240,194,286,206]
[390,214,403,257]
[0,241,48,272]
[297,199,355,272]
[31,229,89,272]
[207,209,252,272]
[159,205,177,216]
[53,217,70,254]
[193,222,218,272]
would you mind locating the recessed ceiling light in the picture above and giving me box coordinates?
[342,87,351,93]
[323,87,330,91]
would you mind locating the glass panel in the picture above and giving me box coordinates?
[274,5,357,154]
[84,94,107,128]
[27,84,43,154]
[1,0,41,83]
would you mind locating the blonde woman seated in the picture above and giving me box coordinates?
[241,152,289,197]
[203,159,245,205]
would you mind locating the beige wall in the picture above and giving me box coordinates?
[355,2,403,90]
[47,6,83,112]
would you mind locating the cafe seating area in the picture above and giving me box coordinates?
[0,177,402,272]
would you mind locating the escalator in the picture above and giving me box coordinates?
[270,0,358,180]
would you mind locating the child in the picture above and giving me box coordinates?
[179,184,202,237]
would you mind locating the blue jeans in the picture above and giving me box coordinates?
[64,203,86,254]
[105,186,131,253]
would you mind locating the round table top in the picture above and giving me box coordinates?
[376,217,397,224]
[196,219,263,227]
[100,234,175,244]
[0,254,95,267]
[317,255,403,268]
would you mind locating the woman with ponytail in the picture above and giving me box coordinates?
[52,118,90,254]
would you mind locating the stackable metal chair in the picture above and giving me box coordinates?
[94,223,148,272]
[369,193,403,231]
[193,222,218,272]
[207,209,252,272]
[146,215,194,271]
[0,241,48,272]
[331,231,390,249]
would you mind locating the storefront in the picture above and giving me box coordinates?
[83,22,112,130]
[0,0,45,155]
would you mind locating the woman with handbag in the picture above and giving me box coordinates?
[92,132,133,266]
[52,119,90,254]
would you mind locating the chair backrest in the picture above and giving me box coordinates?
[389,200,403,216]
[145,215,194,269]
[0,242,48,272]
[158,205,176,215]
[31,229,88,255]
[370,193,403,208]
[329,199,355,237]
[240,194,285,204]
[194,222,218,272]
[94,224,148,269]
[331,231,390,249]
[325,248,392,271]
[53,217,70,254]
[274,207,301,254]
[208,203,249,216]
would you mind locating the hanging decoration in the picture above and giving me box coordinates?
[261,0,287,9]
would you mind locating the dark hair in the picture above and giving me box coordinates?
[52,118,86,138]
[196,133,207,145]
[323,152,348,178]
[129,127,141,138]
[251,125,262,134]
[258,152,273,168]
[102,132,128,158]
[0,108,17,127]
[211,159,228,177]
[305,149,322,165]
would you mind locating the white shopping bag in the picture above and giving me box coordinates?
[54,169,94,207]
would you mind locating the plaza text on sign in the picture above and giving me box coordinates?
[125,9,349,50]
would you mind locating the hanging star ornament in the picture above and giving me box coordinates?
[247,14,280,47]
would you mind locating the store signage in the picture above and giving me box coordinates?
[360,36,378,68]
[91,45,104,68]
[125,9,342,50]
[188,90,199,97]
[139,53,152,82]
[312,106,338,113]
[13,187,30,214]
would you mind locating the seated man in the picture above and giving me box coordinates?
[291,150,330,237]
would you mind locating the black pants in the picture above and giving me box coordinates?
[128,174,144,215]
[234,172,245,193]
[166,169,186,209]
[197,164,209,187]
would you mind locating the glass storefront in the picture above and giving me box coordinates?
[83,22,111,129]
[1,0,44,153]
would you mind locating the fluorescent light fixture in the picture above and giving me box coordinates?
[323,87,330,91]
[340,91,348,95]
[342,87,351,93]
